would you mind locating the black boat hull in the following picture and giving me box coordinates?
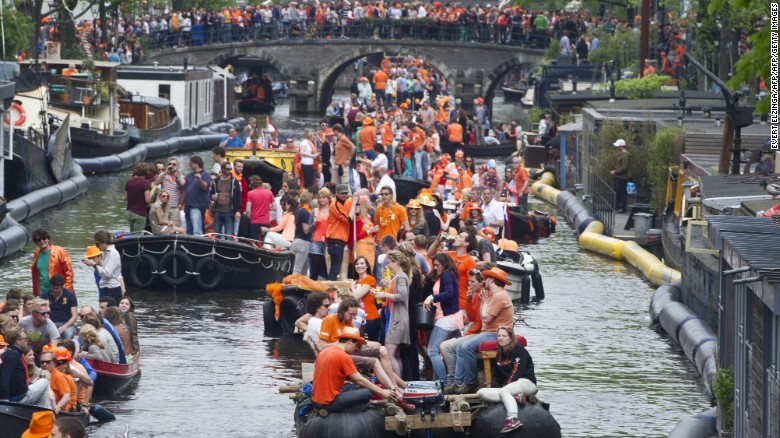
[115,234,294,291]
[440,140,518,158]
[391,176,429,206]
[237,98,275,114]
[129,116,183,145]
[502,86,528,101]
[506,208,556,244]
[71,126,130,158]
[0,401,89,438]
[242,159,286,195]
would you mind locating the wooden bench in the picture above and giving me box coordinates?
[476,335,527,387]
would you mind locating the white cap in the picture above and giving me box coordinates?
[613,139,626,147]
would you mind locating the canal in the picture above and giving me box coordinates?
[0,98,710,437]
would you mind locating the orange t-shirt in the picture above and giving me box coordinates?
[358,125,377,152]
[311,346,358,405]
[50,368,77,411]
[357,275,379,320]
[319,314,353,344]
[464,293,482,336]
[326,198,352,243]
[374,202,408,244]
[447,251,477,309]
[481,290,514,333]
[373,70,388,90]
[380,123,394,147]
[447,123,463,143]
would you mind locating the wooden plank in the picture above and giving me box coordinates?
[385,412,472,432]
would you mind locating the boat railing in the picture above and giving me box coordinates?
[48,75,106,106]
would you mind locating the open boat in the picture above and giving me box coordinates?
[0,401,89,437]
[440,139,518,158]
[496,249,545,303]
[237,97,275,114]
[86,351,142,397]
[114,233,293,291]
[502,83,528,101]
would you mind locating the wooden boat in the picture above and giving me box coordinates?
[19,59,130,158]
[502,83,528,101]
[86,351,142,397]
[391,176,429,205]
[237,97,275,114]
[440,139,518,158]
[0,401,89,438]
[115,234,294,291]
[119,95,182,145]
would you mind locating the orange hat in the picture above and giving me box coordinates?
[54,347,72,362]
[466,202,482,213]
[416,189,436,207]
[480,267,512,285]
[480,227,496,242]
[41,344,57,354]
[363,117,373,125]
[21,411,54,438]
[85,245,102,259]
[323,128,335,136]
[338,330,367,345]
[399,102,408,109]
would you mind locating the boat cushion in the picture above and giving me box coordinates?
[478,335,527,351]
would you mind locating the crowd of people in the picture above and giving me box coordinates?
[0,227,140,434]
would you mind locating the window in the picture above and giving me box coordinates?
[158,84,170,99]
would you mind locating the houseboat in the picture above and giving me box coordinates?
[118,94,182,144]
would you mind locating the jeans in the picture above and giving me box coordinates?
[364,149,377,160]
[213,211,233,238]
[54,320,75,340]
[428,325,461,385]
[615,177,628,211]
[249,223,270,241]
[291,238,311,274]
[477,379,537,418]
[326,240,346,280]
[301,164,315,188]
[264,232,292,249]
[16,379,51,407]
[441,334,475,384]
[517,193,529,214]
[185,206,205,235]
[453,332,497,385]
[323,384,372,412]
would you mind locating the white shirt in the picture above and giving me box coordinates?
[482,199,505,230]
[375,174,396,202]
[371,153,388,170]
[95,244,123,288]
[306,316,322,344]
[300,139,314,165]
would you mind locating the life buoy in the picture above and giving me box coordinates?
[157,251,194,286]
[128,254,158,289]
[193,257,224,289]
[263,299,281,334]
[3,102,26,127]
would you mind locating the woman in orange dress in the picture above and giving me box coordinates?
[351,194,378,268]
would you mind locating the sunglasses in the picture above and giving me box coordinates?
[381,192,392,196]
[35,311,50,316]
[39,360,54,365]
[160,195,169,198]
[10,315,19,320]
[321,303,331,308]
[33,238,47,243]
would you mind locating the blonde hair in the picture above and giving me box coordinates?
[79,324,105,349]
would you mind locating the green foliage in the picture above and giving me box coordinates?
[647,128,684,211]
[593,120,655,199]
[714,366,734,434]
[527,107,549,125]
[544,38,561,62]
[615,74,674,99]
[2,5,34,61]
[588,28,640,75]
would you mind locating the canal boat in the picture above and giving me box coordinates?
[237,96,275,114]
[501,83,528,101]
[86,351,142,397]
[119,94,182,144]
[440,139,519,158]
[506,208,557,244]
[225,147,297,175]
[19,59,130,158]
[0,401,89,437]
[115,233,293,291]
[497,249,545,303]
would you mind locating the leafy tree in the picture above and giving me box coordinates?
[1,2,34,60]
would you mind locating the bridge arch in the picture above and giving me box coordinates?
[316,45,457,114]
[208,49,289,77]
[482,58,536,108]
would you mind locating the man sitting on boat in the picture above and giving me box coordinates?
[39,274,78,340]
[18,298,60,355]
[219,128,244,149]
[0,326,51,406]
[311,330,397,412]
[61,63,79,77]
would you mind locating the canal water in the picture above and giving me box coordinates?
[0,96,711,437]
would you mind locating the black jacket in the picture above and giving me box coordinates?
[491,344,537,387]
[0,346,28,399]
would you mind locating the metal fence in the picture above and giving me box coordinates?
[588,172,615,237]
[143,21,551,51]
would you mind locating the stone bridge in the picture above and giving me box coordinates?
[147,39,544,114]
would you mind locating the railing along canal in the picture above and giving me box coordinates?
[588,173,615,237]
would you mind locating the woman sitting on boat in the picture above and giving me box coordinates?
[262,198,297,250]
[40,348,76,413]
[119,297,140,354]
[406,200,430,238]
[149,190,186,235]
[104,307,134,361]
[80,313,120,363]
[22,345,56,408]
[477,326,538,434]
[78,324,115,363]
[462,203,486,230]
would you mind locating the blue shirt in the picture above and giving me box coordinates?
[184,170,212,209]
[221,134,244,148]
[294,207,312,241]
[40,288,78,324]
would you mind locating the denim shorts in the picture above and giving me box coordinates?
[310,241,325,255]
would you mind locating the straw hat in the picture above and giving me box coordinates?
[22,411,54,438]
[407,199,422,209]
[480,267,512,285]
[85,245,102,259]
[338,330,367,345]
[416,189,436,207]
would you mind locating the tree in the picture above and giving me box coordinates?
[1,1,34,60]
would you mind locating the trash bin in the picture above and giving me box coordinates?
[634,213,654,238]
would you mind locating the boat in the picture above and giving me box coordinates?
[237,97,275,114]
[273,81,288,99]
[506,208,557,244]
[502,83,528,101]
[521,87,535,107]
[496,249,544,303]
[119,94,182,144]
[0,401,89,437]
[391,175,429,205]
[440,139,518,158]
[86,351,142,397]
[114,233,294,291]
[225,147,297,174]
[3,81,74,200]
[18,60,130,158]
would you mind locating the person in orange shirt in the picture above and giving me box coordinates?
[325,184,352,280]
[351,256,380,341]
[331,124,356,186]
[379,116,395,151]
[41,348,77,413]
[358,117,377,159]
[374,186,410,245]
[427,230,478,310]
[311,330,396,411]
[447,120,463,144]
[514,161,530,213]
[61,63,79,77]
[372,69,388,109]
[457,163,473,192]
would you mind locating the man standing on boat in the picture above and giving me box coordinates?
[30,228,74,297]
[472,98,489,145]
[125,163,152,234]
[182,156,212,235]
[210,162,242,239]
[480,188,506,239]
[246,176,276,241]
[331,124,356,187]
[154,157,186,227]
